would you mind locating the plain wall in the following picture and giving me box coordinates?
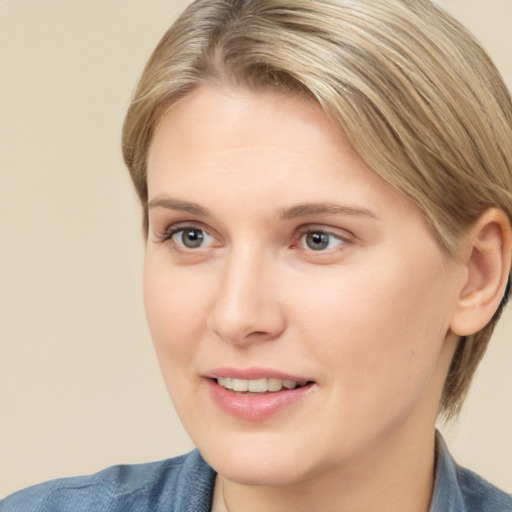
[1,0,511,497]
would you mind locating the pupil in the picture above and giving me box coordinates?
[307,232,329,250]
[183,229,204,248]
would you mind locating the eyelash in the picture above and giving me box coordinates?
[156,223,215,250]
[295,227,351,252]
[155,223,353,254]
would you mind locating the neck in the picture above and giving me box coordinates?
[217,425,437,512]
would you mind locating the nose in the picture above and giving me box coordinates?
[206,247,286,346]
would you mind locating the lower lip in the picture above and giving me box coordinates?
[205,379,314,421]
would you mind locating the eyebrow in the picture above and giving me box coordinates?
[279,203,379,220]
[148,197,210,217]
[148,197,379,221]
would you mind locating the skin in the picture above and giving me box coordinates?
[144,85,468,512]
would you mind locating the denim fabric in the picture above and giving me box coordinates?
[430,434,512,511]
[2,433,511,511]
[1,451,216,512]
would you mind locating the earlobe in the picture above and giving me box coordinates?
[450,208,512,337]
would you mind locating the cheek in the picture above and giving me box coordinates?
[142,259,213,423]
[143,258,207,368]
[292,253,455,402]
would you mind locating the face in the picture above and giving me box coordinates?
[144,85,464,486]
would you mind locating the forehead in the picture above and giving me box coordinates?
[149,85,368,182]
[150,84,344,162]
[146,84,422,225]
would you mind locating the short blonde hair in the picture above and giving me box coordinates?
[122,0,512,417]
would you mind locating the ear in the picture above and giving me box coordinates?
[450,208,512,337]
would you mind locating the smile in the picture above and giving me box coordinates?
[206,372,315,421]
[216,377,304,394]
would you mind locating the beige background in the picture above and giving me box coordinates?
[1,0,511,497]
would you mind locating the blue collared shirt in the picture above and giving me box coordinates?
[430,434,512,511]
[2,433,511,511]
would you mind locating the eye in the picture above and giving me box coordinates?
[165,226,216,249]
[299,230,345,251]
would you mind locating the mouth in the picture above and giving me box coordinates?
[215,377,309,395]
[205,371,315,420]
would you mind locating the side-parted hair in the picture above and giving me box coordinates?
[122,0,512,417]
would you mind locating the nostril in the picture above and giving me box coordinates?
[249,330,272,337]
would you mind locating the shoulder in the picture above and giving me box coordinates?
[456,465,512,512]
[432,431,512,512]
[0,450,216,512]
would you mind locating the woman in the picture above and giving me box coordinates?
[3,0,512,510]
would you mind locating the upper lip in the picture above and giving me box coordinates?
[205,367,313,385]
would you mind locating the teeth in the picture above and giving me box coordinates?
[218,377,233,390]
[267,378,282,392]
[232,379,248,392]
[216,377,303,393]
[248,378,267,392]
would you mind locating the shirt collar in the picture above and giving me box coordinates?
[429,431,465,512]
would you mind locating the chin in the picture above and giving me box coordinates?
[211,456,311,487]
[196,433,326,486]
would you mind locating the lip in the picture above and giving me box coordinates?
[204,367,315,421]
[206,367,312,384]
